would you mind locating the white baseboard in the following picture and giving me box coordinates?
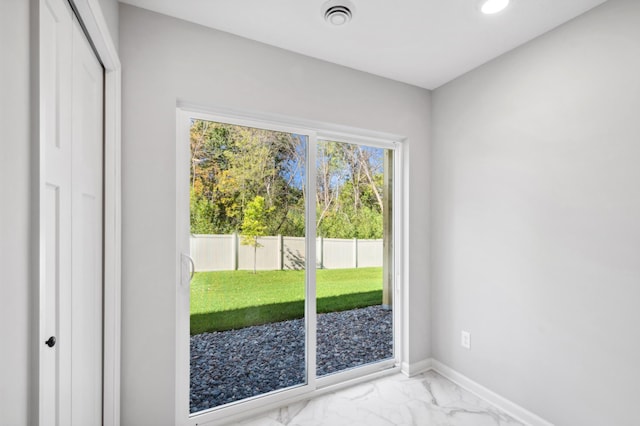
[401,358,432,377]
[429,359,554,426]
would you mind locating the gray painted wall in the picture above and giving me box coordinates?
[0,1,32,424]
[431,0,640,425]
[119,4,431,424]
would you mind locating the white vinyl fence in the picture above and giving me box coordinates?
[190,234,383,272]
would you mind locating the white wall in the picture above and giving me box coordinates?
[431,0,640,425]
[0,1,32,424]
[119,4,431,424]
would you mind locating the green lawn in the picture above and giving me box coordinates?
[190,267,382,334]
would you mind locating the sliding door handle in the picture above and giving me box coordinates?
[187,255,195,281]
[181,253,195,287]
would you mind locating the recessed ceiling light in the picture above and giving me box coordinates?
[480,0,510,14]
[323,0,354,26]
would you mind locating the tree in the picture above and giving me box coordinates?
[316,141,347,232]
[189,119,385,240]
[241,196,273,273]
[315,141,385,239]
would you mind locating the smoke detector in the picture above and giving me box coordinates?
[322,0,354,26]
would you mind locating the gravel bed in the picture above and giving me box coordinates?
[190,305,393,413]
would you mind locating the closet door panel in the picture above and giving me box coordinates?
[70,14,104,426]
[40,0,104,424]
[40,0,73,424]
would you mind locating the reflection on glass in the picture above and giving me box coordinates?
[315,141,394,377]
[188,119,307,413]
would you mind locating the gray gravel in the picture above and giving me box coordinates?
[190,305,393,413]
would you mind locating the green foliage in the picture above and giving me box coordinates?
[190,120,307,236]
[316,141,385,238]
[189,119,386,239]
[190,267,383,334]
[190,189,215,234]
[240,195,272,246]
[318,205,382,239]
[241,195,274,273]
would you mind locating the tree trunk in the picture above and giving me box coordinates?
[358,146,384,213]
[253,237,257,274]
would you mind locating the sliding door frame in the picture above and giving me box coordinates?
[175,104,405,426]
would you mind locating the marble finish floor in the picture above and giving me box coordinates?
[235,370,525,426]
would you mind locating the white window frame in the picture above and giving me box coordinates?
[175,104,405,426]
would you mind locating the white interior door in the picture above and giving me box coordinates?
[40,0,104,424]
[70,11,104,425]
[40,0,72,423]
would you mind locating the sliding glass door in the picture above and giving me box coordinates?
[176,110,398,424]
[187,119,310,413]
[315,140,394,378]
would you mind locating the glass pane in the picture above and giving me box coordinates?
[316,140,394,377]
[188,119,307,413]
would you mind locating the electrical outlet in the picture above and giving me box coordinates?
[461,331,471,349]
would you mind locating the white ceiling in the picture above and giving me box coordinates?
[119,0,607,89]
